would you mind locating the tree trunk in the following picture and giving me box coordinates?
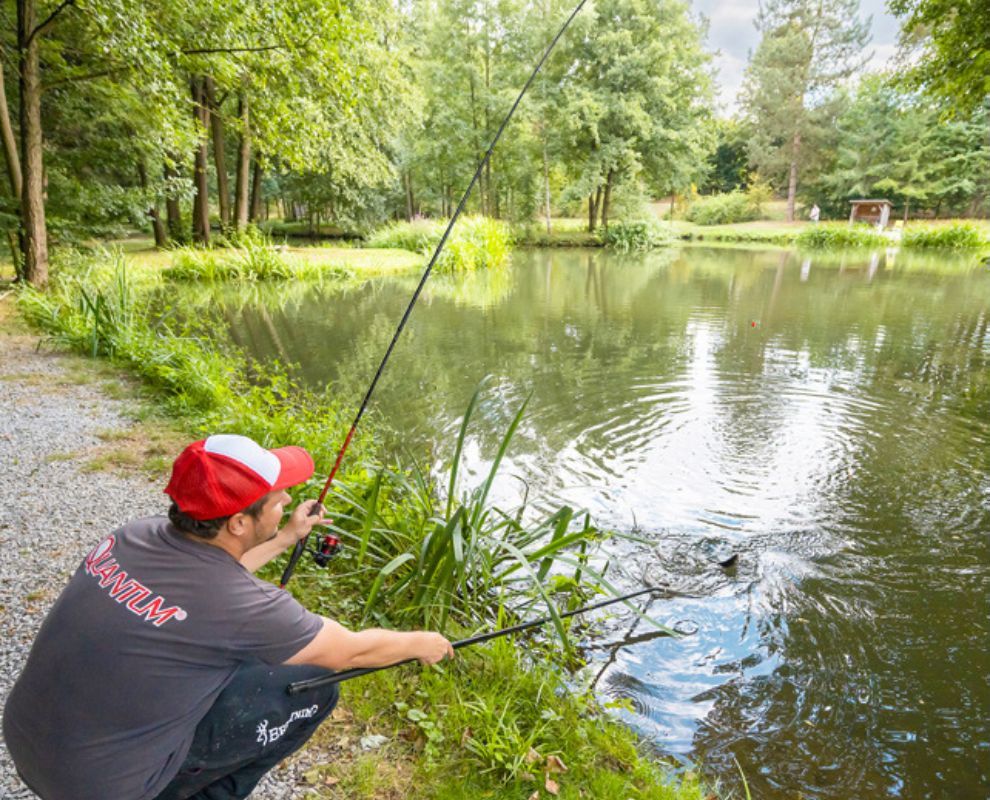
[163,161,184,243]
[903,199,909,223]
[249,160,263,222]
[0,56,23,200]
[17,0,48,286]
[234,92,251,231]
[601,170,615,231]
[543,138,552,235]
[786,131,801,223]
[588,185,603,233]
[205,77,230,232]
[137,162,167,247]
[190,76,210,245]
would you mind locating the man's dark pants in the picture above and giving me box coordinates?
[153,662,339,800]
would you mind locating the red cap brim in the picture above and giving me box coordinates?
[271,445,315,490]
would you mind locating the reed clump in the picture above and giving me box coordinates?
[901,222,989,249]
[366,216,513,272]
[166,231,339,281]
[796,223,890,248]
[601,219,673,251]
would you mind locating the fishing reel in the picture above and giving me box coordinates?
[309,532,341,567]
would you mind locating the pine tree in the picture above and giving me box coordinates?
[740,0,870,221]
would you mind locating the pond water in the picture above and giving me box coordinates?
[198,245,989,799]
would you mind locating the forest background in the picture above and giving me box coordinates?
[1,0,987,286]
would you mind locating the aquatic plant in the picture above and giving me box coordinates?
[601,219,673,252]
[796,223,890,249]
[165,232,335,282]
[366,218,445,252]
[319,384,658,653]
[366,215,513,272]
[901,222,989,249]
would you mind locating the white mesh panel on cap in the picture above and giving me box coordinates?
[204,434,280,485]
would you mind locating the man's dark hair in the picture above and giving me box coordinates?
[168,495,269,540]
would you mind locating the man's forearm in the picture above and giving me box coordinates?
[240,532,294,572]
[344,629,433,669]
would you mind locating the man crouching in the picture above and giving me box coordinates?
[3,434,452,800]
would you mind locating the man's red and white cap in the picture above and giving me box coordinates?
[165,434,315,520]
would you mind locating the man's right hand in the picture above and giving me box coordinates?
[415,632,455,665]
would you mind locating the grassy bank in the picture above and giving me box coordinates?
[105,236,423,277]
[8,248,713,800]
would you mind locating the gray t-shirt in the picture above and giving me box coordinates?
[3,516,324,800]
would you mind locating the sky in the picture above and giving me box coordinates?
[692,0,904,114]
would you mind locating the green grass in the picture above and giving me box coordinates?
[105,236,422,276]
[515,218,604,247]
[308,634,709,800]
[321,383,662,651]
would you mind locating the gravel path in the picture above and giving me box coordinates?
[0,337,328,800]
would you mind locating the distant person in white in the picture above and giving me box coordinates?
[809,204,821,223]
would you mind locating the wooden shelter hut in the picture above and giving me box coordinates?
[849,199,893,228]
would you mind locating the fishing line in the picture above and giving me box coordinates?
[280,0,589,588]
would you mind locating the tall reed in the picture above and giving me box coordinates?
[319,384,667,651]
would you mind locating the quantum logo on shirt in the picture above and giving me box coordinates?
[84,536,188,627]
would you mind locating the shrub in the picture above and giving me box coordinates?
[366,218,445,252]
[901,222,989,249]
[367,216,512,272]
[686,191,759,226]
[796,223,889,248]
[435,216,513,272]
[601,219,672,251]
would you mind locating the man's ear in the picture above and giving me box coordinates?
[225,512,253,539]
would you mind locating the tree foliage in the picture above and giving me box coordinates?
[803,75,990,217]
[888,0,990,113]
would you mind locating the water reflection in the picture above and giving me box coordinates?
[168,246,990,799]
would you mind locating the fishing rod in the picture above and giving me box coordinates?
[279,0,589,589]
[286,585,665,695]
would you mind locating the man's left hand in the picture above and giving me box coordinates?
[279,500,333,545]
